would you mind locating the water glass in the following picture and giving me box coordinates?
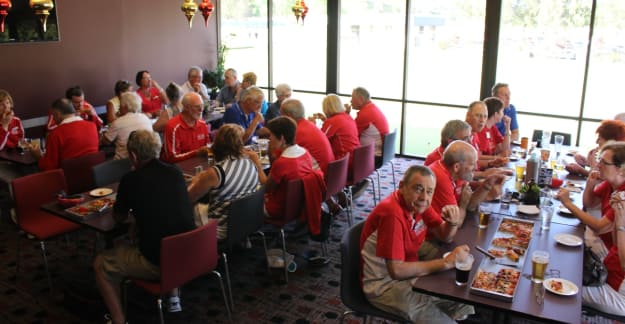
[554,135,564,154]
[541,131,552,149]
[540,204,554,230]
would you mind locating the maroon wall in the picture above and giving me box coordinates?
[1,0,217,120]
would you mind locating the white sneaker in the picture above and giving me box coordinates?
[167,296,182,313]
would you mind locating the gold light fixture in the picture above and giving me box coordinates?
[291,0,308,25]
[29,0,54,33]
[0,0,11,33]
[181,0,198,29]
[198,0,214,28]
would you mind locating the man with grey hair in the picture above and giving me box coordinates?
[94,129,195,324]
[425,120,472,166]
[223,85,264,144]
[265,83,292,122]
[345,86,389,161]
[280,98,334,174]
[102,92,156,160]
[429,140,505,228]
[181,66,210,101]
[216,68,240,108]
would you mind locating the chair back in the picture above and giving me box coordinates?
[11,169,67,227]
[377,129,396,169]
[340,221,407,322]
[61,151,106,194]
[324,154,349,200]
[531,129,542,142]
[350,143,375,184]
[224,187,266,251]
[284,178,304,223]
[551,131,572,146]
[92,158,131,187]
[160,220,218,293]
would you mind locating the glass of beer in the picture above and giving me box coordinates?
[515,162,526,181]
[477,203,492,229]
[531,250,550,283]
[455,253,474,286]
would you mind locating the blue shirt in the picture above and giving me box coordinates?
[222,103,261,144]
[496,103,519,136]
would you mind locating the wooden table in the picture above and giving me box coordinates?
[0,148,37,165]
[412,214,584,324]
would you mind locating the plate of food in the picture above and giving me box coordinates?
[471,265,521,301]
[564,182,583,193]
[66,197,116,218]
[544,278,578,296]
[89,188,114,197]
[554,233,583,247]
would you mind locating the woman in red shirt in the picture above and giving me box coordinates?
[135,70,169,118]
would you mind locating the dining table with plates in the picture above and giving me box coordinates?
[412,146,588,324]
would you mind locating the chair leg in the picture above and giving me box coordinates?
[15,233,21,281]
[346,187,353,227]
[221,252,234,311]
[279,229,289,283]
[390,161,396,190]
[211,270,233,321]
[40,241,53,292]
[157,297,164,324]
[256,231,270,274]
[375,169,382,203]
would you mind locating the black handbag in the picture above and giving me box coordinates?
[582,247,608,287]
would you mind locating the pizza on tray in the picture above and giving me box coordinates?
[67,197,115,217]
[472,268,521,296]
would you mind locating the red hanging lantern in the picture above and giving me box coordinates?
[198,0,214,28]
[300,0,309,25]
[0,0,11,33]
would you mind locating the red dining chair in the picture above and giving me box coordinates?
[11,169,81,291]
[374,129,397,199]
[345,143,376,226]
[264,179,304,283]
[60,151,106,194]
[124,220,231,323]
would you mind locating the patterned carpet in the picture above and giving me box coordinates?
[0,157,621,323]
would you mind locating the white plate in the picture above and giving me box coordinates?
[558,206,573,215]
[543,278,578,296]
[89,188,113,197]
[508,155,519,162]
[517,205,540,215]
[554,233,583,247]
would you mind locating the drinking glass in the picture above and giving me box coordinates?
[540,149,550,163]
[257,139,269,160]
[541,131,552,149]
[531,250,549,283]
[455,253,474,286]
[554,135,564,154]
[515,162,526,181]
[540,204,554,230]
[477,203,492,229]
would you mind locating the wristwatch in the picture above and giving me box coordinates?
[617,225,625,232]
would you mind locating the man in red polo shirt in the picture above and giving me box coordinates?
[47,86,103,132]
[161,92,210,163]
[465,100,507,169]
[360,165,473,322]
[429,141,505,225]
[280,98,335,174]
[32,98,99,171]
[346,87,389,162]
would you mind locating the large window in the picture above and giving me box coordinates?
[497,0,592,139]
[583,0,625,120]
[219,1,622,157]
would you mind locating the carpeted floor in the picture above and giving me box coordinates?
[0,157,621,323]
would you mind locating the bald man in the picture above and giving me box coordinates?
[161,92,210,163]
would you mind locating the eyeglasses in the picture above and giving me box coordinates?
[597,158,618,166]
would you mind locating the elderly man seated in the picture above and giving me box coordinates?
[32,98,99,171]
[216,68,240,109]
[265,83,291,122]
[181,66,210,101]
[223,86,264,144]
[102,92,156,160]
[280,98,335,174]
[360,164,474,322]
[346,87,389,164]
[465,100,507,169]
[48,86,103,132]
[161,92,210,163]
